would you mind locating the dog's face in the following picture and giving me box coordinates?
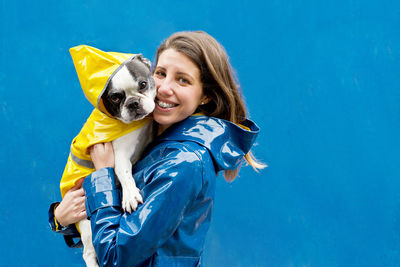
[101,55,156,123]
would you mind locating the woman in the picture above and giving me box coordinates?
[50,31,264,266]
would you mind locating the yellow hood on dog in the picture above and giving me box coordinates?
[69,45,135,114]
[60,45,152,198]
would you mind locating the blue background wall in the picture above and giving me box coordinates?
[1,0,399,266]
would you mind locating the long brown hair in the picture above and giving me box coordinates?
[155,31,265,181]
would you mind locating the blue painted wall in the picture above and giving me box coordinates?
[1,0,399,266]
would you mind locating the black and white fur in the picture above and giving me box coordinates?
[79,55,156,267]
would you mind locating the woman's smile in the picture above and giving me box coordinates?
[155,98,178,109]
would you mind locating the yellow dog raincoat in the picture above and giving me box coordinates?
[60,45,151,198]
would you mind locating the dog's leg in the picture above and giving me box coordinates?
[113,141,143,213]
[116,159,142,213]
[112,124,152,213]
[79,219,99,267]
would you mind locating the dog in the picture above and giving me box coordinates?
[60,46,156,267]
[100,54,156,211]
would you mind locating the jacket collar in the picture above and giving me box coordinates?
[156,115,260,171]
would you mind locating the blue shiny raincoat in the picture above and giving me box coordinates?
[51,115,259,266]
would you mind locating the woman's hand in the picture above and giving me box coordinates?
[55,178,86,226]
[89,142,115,170]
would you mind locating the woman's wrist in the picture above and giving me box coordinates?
[54,204,68,227]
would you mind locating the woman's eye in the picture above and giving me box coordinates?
[139,81,147,89]
[155,70,166,77]
[178,78,189,84]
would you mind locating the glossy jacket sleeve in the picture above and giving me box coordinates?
[82,146,203,266]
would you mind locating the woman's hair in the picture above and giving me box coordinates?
[154,31,265,181]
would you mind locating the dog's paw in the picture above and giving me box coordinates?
[122,184,143,213]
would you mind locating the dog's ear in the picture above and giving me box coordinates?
[136,54,152,70]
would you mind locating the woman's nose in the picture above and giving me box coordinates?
[157,78,174,96]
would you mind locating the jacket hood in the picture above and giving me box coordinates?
[158,115,260,171]
[69,45,136,115]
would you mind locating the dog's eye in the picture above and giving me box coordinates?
[139,81,147,90]
[110,94,122,103]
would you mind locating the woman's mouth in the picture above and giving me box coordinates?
[156,99,178,109]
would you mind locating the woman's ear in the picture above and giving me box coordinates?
[200,95,211,105]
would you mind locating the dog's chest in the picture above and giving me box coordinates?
[112,121,153,165]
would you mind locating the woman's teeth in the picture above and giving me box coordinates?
[157,100,177,108]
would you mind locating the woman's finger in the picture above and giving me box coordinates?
[74,188,85,197]
[104,142,113,152]
[90,143,106,156]
[78,210,87,220]
[71,178,85,190]
[80,202,86,211]
[89,143,98,157]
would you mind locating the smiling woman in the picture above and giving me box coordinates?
[153,31,266,180]
[153,48,209,134]
[50,31,265,267]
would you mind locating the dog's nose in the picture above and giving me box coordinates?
[127,99,140,111]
